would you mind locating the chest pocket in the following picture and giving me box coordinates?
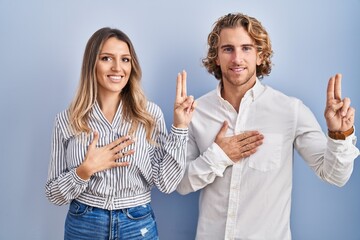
[248,133,283,172]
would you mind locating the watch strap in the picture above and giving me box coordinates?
[328,126,354,140]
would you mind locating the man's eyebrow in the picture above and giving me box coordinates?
[219,43,255,49]
[241,44,255,47]
[219,44,234,49]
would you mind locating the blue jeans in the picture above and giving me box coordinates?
[64,199,159,240]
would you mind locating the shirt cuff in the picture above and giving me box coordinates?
[327,132,357,152]
[72,168,91,185]
[170,124,188,136]
[204,143,234,176]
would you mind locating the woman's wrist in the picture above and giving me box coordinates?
[76,163,92,180]
[173,123,188,129]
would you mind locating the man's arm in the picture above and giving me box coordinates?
[296,74,359,187]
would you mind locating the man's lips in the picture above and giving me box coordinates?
[230,67,245,73]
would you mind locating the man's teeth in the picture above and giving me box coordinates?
[233,68,244,72]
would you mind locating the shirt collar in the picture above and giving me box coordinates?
[216,78,265,102]
[91,100,123,127]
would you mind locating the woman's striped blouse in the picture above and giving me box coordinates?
[45,101,188,210]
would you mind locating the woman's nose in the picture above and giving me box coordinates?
[111,60,122,72]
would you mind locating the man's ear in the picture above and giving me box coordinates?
[216,57,220,66]
[256,52,262,66]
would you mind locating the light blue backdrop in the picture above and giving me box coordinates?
[0,0,359,239]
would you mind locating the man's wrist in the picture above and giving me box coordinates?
[328,126,354,140]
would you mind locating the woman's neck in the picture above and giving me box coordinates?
[97,92,121,124]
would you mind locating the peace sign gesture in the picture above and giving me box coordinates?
[324,73,355,132]
[173,70,196,129]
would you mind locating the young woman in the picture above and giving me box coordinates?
[45,27,195,239]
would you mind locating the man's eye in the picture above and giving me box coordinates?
[243,46,252,51]
[223,47,233,52]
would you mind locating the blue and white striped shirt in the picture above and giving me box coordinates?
[45,101,188,210]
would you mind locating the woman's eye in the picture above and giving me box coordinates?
[101,56,112,61]
[223,47,233,52]
[122,57,130,62]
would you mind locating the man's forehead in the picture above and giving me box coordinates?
[218,27,255,45]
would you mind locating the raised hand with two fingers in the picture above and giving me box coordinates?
[173,70,196,129]
[324,74,355,138]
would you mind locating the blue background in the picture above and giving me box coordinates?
[0,0,359,239]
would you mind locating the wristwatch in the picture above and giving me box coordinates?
[328,126,354,140]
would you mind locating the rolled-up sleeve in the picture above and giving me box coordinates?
[176,125,234,195]
[295,101,359,187]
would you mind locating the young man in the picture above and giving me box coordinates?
[176,13,359,239]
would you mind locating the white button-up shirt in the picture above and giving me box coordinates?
[177,80,359,240]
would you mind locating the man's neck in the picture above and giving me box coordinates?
[221,80,255,112]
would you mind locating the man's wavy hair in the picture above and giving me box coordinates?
[202,13,273,80]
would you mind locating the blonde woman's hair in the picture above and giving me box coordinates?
[202,13,273,80]
[69,27,155,140]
